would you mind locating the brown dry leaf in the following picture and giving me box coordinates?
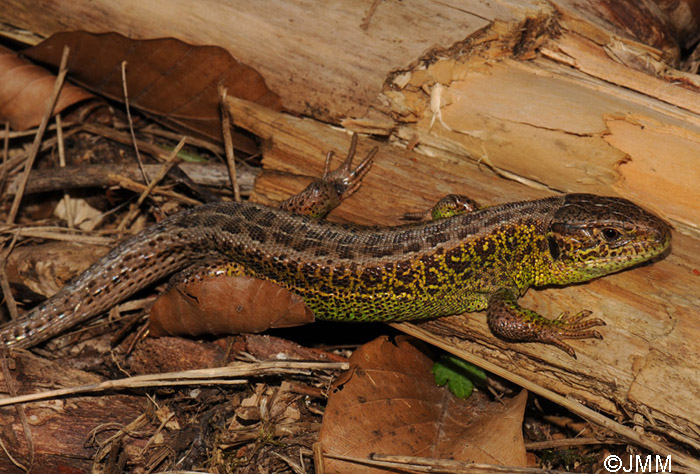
[319,336,527,473]
[149,275,315,337]
[53,196,104,231]
[7,242,110,298]
[0,45,94,130]
[24,31,282,140]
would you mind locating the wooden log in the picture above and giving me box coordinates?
[226,95,700,462]
[2,0,699,463]
[4,162,257,196]
[0,352,147,473]
[1,0,696,231]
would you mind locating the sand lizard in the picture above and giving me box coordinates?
[0,137,671,356]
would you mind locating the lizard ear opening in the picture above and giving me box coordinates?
[547,235,561,261]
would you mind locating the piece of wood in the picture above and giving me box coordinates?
[6,0,694,230]
[4,162,257,196]
[2,0,699,464]
[225,95,700,461]
[0,352,147,473]
[3,1,698,120]
[1,2,698,227]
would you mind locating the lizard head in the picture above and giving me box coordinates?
[542,194,671,284]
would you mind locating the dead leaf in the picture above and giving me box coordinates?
[319,336,527,473]
[53,196,104,231]
[149,275,315,337]
[0,45,94,130]
[23,31,282,140]
[7,242,110,298]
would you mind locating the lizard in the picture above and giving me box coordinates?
[0,135,671,356]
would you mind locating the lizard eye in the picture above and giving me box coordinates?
[602,227,621,241]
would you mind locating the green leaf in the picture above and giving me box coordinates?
[160,145,209,163]
[432,354,487,399]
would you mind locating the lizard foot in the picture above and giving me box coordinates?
[279,133,377,218]
[487,289,606,358]
[534,311,606,358]
[322,132,377,198]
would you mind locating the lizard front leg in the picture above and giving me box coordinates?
[486,289,605,358]
[403,194,480,221]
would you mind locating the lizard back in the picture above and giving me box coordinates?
[1,193,669,348]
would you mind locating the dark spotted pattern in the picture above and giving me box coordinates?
[0,194,671,349]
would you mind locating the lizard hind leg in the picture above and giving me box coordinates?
[279,133,377,219]
[165,258,246,289]
[486,289,605,358]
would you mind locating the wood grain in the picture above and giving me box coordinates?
[2,0,699,462]
[226,95,700,455]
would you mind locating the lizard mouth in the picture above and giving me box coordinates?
[583,236,670,276]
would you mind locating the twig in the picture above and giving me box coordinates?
[0,121,9,191]
[0,229,21,320]
[5,162,255,196]
[0,121,78,140]
[525,437,621,450]
[8,227,115,246]
[0,128,80,180]
[55,114,74,228]
[117,137,187,231]
[324,452,570,473]
[219,85,240,202]
[121,60,149,186]
[0,361,349,407]
[81,122,185,163]
[6,46,71,224]
[141,125,225,156]
[107,173,201,206]
[0,352,34,471]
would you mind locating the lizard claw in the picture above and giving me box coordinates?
[323,133,377,199]
[555,310,606,331]
[540,310,605,357]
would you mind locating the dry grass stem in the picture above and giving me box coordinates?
[7,46,71,224]
[117,137,187,231]
[55,114,74,228]
[219,85,240,202]
[121,60,149,186]
[0,361,349,407]
[6,226,115,245]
